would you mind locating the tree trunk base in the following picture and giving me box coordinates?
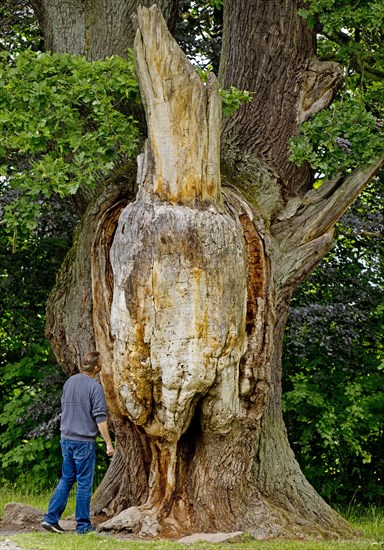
[96,495,359,540]
[96,414,359,540]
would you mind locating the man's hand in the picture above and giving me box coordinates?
[97,420,115,457]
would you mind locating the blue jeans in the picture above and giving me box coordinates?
[44,439,96,534]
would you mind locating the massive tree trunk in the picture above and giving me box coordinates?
[41,0,384,540]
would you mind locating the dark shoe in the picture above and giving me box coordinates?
[41,520,65,534]
[77,526,95,534]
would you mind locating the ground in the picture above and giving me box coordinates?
[0,503,146,540]
[0,502,247,546]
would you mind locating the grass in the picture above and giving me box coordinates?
[342,506,384,542]
[1,486,384,550]
[2,532,381,550]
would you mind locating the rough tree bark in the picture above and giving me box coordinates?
[30,0,178,60]
[41,0,384,540]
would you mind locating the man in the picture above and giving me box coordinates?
[42,351,114,534]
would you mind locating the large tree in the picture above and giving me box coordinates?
[18,0,384,539]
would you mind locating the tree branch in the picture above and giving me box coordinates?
[319,29,384,81]
[271,155,384,289]
[272,154,384,247]
[298,58,342,123]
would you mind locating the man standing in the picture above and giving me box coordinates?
[42,351,114,534]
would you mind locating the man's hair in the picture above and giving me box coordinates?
[81,351,100,373]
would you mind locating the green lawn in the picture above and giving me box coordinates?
[1,486,384,550]
[2,531,381,550]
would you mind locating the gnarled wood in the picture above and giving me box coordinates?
[298,58,342,123]
[133,6,222,206]
[40,0,380,541]
[91,7,356,539]
[93,6,249,535]
[45,166,136,374]
[271,154,384,290]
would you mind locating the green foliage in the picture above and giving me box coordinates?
[197,68,253,117]
[283,176,384,506]
[176,0,223,73]
[0,46,250,238]
[289,95,383,178]
[299,0,384,82]
[220,86,254,118]
[284,356,384,503]
[0,49,140,236]
[0,196,73,489]
[0,344,65,487]
[0,0,42,54]
[291,0,384,178]
[209,0,223,8]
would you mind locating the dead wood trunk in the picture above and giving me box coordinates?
[88,7,355,538]
[43,2,384,541]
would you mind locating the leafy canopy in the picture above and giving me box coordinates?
[290,0,384,179]
[176,0,223,73]
[0,0,42,54]
[0,50,141,235]
[2,0,384,237]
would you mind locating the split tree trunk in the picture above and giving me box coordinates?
[49,6,352,539]
[43,1,384,540]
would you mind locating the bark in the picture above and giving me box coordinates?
[219,0,342,199]
[92,6,355,538]
[30,0,178,60]
[272,154,384,292]
[45,163,137,373]
[91,417,150,516]
[40,0,384,541]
